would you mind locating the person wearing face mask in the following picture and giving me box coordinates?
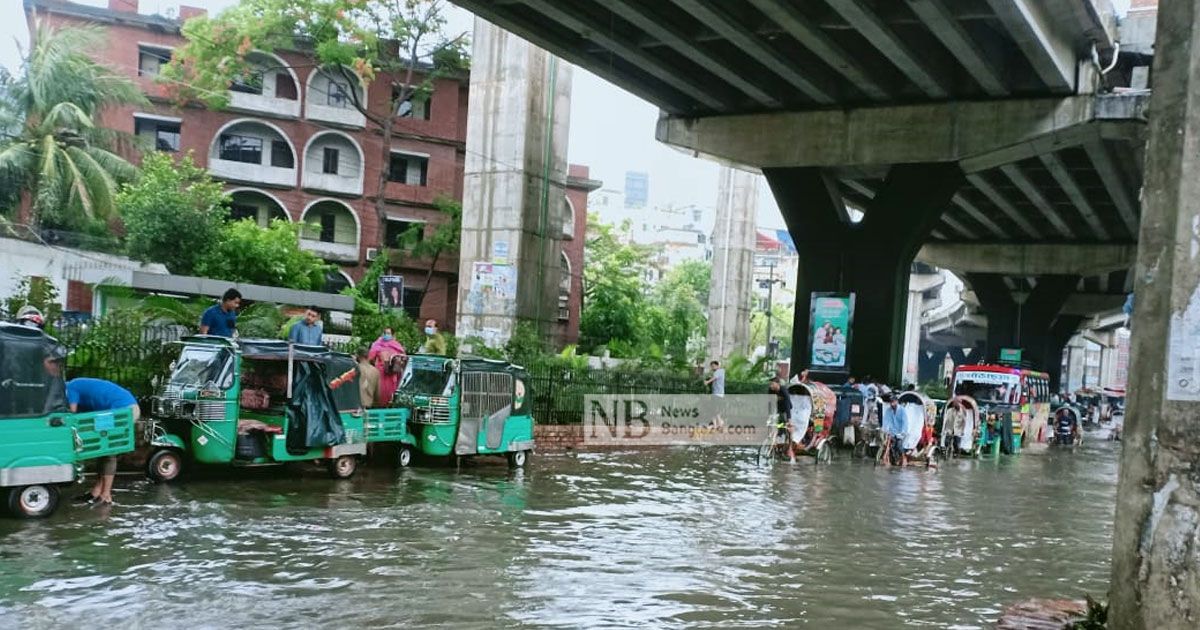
[368,327,406,406]
[419,319,448,355]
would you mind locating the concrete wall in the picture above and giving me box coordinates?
[456,18,572,347]
[0,236,167,312]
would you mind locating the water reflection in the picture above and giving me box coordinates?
[0,443,1118,628]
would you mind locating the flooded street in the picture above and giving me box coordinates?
[0,442,1118,629]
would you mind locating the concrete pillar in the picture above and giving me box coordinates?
[968,273,1079,364]
[706,166,758,361]
[900,283,924,386]
[1046,315,1084,392]
[1111,1,1200,623]
[765,163,964,384]
[456,19,572,348]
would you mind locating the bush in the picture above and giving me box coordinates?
[195,219,331,290]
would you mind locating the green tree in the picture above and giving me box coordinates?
[195,219,332,290]
[644,261,710,361]
[0,24,145,228]
[118,151,229,274]
[749,302,795,358]
[391,196,461,309]
[579,218,654,353]
[164,0,469,248]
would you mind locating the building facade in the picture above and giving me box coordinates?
[28,0,469,326]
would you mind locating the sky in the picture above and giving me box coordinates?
[1,0,1136,232]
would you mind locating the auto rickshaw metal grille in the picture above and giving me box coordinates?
[197,401,225,420]
[429,398,452,423]
[461,372,512,422]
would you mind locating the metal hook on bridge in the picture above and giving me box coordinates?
[1092,41,1122,76]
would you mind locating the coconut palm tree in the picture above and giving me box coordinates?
[0,23,146,228]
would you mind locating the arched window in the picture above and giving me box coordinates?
[558,250,571,322]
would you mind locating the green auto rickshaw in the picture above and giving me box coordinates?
[0,323,136,518]
[394,355,535,468]
[143,336,413,482]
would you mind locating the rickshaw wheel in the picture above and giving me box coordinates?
[397,446,413,468]
[328,455,359,479]
[7,484,59,519]
[507,450,529,468]
[147,449,183,483]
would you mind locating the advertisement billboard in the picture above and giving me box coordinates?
[808,293,855,371]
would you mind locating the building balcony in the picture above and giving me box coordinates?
[300,238,360,264]
[306,102,366,128]
[228,91,300,119]
[302,171,363,197]
[209,159,296,188]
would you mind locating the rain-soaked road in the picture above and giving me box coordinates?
[0,440,1118,628]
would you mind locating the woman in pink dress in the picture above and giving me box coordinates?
[368,328,407,406]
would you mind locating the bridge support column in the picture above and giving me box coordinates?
[968,273,1079,366]
[1045,315,1084,392]
[1111,0,1200,625]
[765,163,963,384]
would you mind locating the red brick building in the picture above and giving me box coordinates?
[25,0,596,342]
[26,0,468,326]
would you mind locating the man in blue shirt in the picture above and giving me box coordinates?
[67,378,140,506]
[199,288,241,337]
[288,306,324,345]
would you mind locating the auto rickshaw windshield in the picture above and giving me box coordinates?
[168,345,233,389]
[399,361,454,396]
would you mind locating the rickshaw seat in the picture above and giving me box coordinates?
[240,388,271,410]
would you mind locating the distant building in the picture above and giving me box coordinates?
[624,171,649,209]
[559,165,602,346]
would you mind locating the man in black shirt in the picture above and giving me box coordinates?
[770,378,795,463]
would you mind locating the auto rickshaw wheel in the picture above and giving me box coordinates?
[328,455,358,479]
[7,484,59,518]
[507,449,529,468]
[397,446,413,468]
[147,449,183,483]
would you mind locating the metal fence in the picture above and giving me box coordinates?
[49,323,767,423]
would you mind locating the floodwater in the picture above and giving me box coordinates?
[0,439,1119,629]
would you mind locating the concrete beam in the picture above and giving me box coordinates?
[984,0,1077,92]
[745,0,890,101]
[916,242,1136,276]
[827,0,948,98]
[522,0,730,112]
[1084,137,1141,237]
[1062,294,1127,316]
[906,0,1007,96]
[951,193,1008,239]
[656,94,1148,169]
[596,0,782,109]
[998,163,1076,239]
[965,173,1041,238]
[668,0,836,105]
[1039,152,1111,240]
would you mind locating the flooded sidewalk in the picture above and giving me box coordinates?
[0,443,1118,628]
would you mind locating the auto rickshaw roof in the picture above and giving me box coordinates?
[179,336,353,363]
[460,356,527,376]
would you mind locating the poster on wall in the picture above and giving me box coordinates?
[808,293,855,372]
[379,275,404,310]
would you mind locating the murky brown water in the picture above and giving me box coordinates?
[0,439,1118,629]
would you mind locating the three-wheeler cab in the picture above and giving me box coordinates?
[394,355,535,468]
[144,336,412,482]
[0,323,136,518]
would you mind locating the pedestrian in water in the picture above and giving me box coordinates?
[368,327,406,406]
[67,378,140,505]
[356,348,380,409]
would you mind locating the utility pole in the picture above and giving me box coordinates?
[762,260,782,358]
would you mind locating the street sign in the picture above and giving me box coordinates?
[999,348,1023,363]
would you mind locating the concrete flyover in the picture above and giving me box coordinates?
[453,0,1151,383]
